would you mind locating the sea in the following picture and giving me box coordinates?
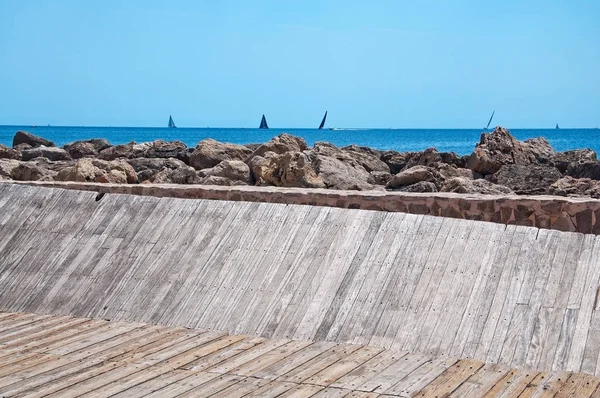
[1,125,599,156]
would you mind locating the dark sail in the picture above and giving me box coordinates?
[168,115,177,128]
[556,123,560,129]
[484,110,495,130]
[259,114,269,129]
[318,111,328,129]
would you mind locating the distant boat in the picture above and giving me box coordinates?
[318,111,328,130]
[168,115,177,128]
[259,114,269,129]
[483,110,495,130]
[556,123,560,129]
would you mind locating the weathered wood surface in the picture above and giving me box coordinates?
[1,184,600,375]
[1,312,599,398]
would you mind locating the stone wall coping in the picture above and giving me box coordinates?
[3,180,599,204]
[3,180,600,234]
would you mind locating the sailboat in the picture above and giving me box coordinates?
[318,111,328,130]
[556,123,560,129]
[259,114,269,129]
[168,115,177,128]
[483,110,495,131]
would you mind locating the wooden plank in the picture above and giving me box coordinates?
[382,357,458,396]
[354,352,431,393]
[330,349,408,390]
[275,384,324,397]
[117,372,221,398]
[224,339,313,377]
[447,362,512,397]
[554,372,600,398]
[481,369,539,397]
[183,337,267,372]
[278,343,363,384]
[411,358,485,397]
[205,338,292,374]
[242,380,297,397]
[303,345,384,387]
[252,341,336,380]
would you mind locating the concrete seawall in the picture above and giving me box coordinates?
[5,180,600,234]
[1,183,600,375]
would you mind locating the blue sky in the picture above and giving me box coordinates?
[0,0,598,128]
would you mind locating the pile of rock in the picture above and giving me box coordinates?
[1,127,599,198]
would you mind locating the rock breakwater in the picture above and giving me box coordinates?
[1,127,599,198]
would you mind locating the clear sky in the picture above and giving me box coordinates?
[0,0,598,128]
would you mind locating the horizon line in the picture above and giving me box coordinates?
[1,124,598,130]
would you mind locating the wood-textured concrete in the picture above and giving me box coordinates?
[1,184,600,375]
[1,311,599,398]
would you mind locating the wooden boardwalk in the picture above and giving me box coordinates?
[1,184,600,376]
[1,311,599,398]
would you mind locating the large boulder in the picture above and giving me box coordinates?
[491,164,562,195]
[342,145,390,173]
[63,139,111,159]
[386,165,445,190]
[0,159,20,178]
[309,145,377,190]
[397,181,438,193]
[198,160,250,184]
[550,149,597,173]
[566,161,600,180]
[467,127,555,175]
[549,176,600,198]
[249,134,308,158]
[402,148,464,170]
[380,151,413,174]
[150,166,201,184]
[250,152,325,188]
[144,140,189,163]
[98,142,138,160]
[10,162,55,181]
[12,131,55,148]
[126,158,186,182]
[21,146,72,161]
[436,163,480,180]
[440,177,514,195]
[189,139,253,170]
[56,158,136,184]
[0,144,21,160]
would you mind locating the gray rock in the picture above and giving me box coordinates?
[467,126,556,175]
[549,176,600,198]
[149,166,200,184]
[380,150,413,174]
[0,144,21,160]
[386,165,445,189]
[491,164,562,195]
[550,149,597,173]
[199,160,250,184]
[190,139,253,170]
[0,159,20,178]
[21,146,72,161]
[397,181,438,192]
[250,152,325,188]
[440,177,514,195]
[126,158,186,182]
[56,158,136,184]
[63,139,111,159]
[249,134,308,158]
[310,148,377,190]
[566,161,600,180]
[342,145,390,173]
[12,131,55,148]
[10,162,55,181]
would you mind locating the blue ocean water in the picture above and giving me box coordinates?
[1,125,599,156]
